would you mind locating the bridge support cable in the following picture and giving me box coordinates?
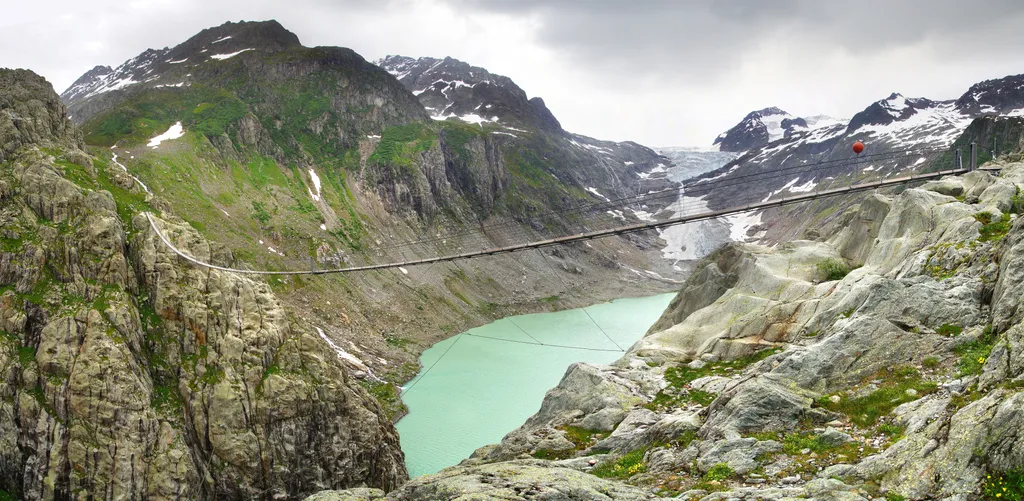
[399,332,465,396]
[533,246,625,352]
[359,147,943,257]
[462,332,626,352]
[367,148,927,257]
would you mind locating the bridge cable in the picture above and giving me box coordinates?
[400,332,464,396]
[534,246,625,352]
[364,146,940,251]
[363,146,942,255]
[462,332,625,353]
[145,149,959,276]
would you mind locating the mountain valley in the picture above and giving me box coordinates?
[3,14,1024,501]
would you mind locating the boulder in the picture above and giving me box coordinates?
[992,218,1024,331]
[303,489,386,501]
[694,438,782,475]
[920,177,965,197]
[379,460,655,500]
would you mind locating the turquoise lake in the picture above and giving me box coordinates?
[396,293,676,477]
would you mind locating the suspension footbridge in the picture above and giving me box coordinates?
[145,145,974,275]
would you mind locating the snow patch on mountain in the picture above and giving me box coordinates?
[585,187,610,201]
[431,113,498,125]
[658,195,730,262]
[789,179,817,193]
[210,49,253,60]
[855,101,972,146]
[725,210,764,242]
[147,122,184,148]
[315,327,380,381]
[761,111,793,142]
[803,115,847,129]
[656,147,740,182]
[308,169,322,201]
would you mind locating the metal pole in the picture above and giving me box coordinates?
[970,143,977,171]
[956,149,962,170]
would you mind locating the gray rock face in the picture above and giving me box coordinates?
[693,438,782,475]
[0,69,83,163]
[133,215,408,497]
[837,390,1024,499]
[831,193,891,267]
[364,130,508,220]
[645,244,751,334]
[993,215,1024,331]
[0,70,406,500]
[378,461,654,500]
[303,488,386,501]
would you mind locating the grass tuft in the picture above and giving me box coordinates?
[976,212,1012,243]
[817,258,852,281]
[817,365,938,427]
[955,326,997,377]
[644,347,782,411]
[983,470,1024,501]
[591,447,648,479]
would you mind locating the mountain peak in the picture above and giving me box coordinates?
[714,107,797,151]
[747,106,789,119]
[1,69,82,161]
[847,92,939,133]
[60,20,309,120]
[376,54,562,132]
[181,20,301,53]
[955,73,1024,115]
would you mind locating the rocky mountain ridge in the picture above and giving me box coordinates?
[683,74,1024,252]
[704,74,1024,206]
[61,20,304,121]
[374,55,562,133]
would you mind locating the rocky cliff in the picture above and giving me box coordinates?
[318,150,1024,499]
[0,69,406,500]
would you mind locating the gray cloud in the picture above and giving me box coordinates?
[449,0,1024,84]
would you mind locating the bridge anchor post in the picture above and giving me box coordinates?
[970,143,977,172]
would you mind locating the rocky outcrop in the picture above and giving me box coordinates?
[336,461,655,501]
[0,69,83,162]
[364,130,508,221]
[1,69,406,500]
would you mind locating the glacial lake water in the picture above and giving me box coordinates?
[396,293,676,477]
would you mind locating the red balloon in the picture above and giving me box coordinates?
[852,141,865,154]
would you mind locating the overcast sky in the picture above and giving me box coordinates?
[5,0,1024,146]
